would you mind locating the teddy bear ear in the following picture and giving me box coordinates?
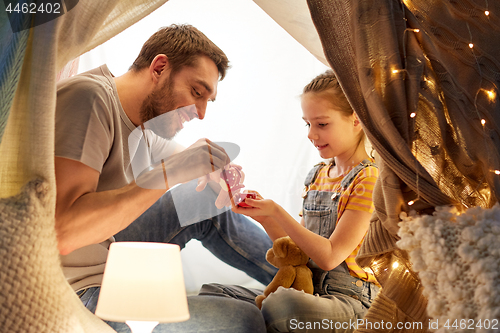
[273,236,290,258]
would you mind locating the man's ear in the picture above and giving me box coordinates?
[149,54,169,84]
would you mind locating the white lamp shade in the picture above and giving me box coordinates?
[95,242,190,323]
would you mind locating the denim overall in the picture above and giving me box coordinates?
[302,159,379,309]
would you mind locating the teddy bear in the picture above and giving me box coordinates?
[255,236,314,309]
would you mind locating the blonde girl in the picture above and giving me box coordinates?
[233,70,380,332]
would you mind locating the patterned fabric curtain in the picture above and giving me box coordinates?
[305,0,500,330]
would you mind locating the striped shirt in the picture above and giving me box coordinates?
[302,162,379,284]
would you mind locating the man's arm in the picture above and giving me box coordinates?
[55,138,230,255]
[55,157,165,255]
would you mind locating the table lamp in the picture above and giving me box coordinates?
[95,242,190,333]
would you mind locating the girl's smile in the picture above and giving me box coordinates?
[315,143,329,150]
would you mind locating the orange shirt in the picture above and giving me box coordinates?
[302,162,379,284]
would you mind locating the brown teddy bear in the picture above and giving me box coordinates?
[255,236,314,309]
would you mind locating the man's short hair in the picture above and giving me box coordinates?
[130,24,230,80]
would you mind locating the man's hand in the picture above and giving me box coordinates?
[195,169,221,192]
[196,163,245,209]
[136,138,231,189]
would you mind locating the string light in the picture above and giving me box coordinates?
[483,89,496,101]
[392,262,400,269]
[400,3,425,207]
[464,17,499,205]
[399,5,498,208]
[392,69,407,74]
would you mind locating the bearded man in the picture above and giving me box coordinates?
[54,24,275,333]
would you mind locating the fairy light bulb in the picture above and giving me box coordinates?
[485,89,496,101]
[495,170,500,175]
[469,43,474,49]
[410,112,416,118]
[408,200,415,206]
[392,69,407,76]
[392,262,400,269]
[485,10,490,16]
[481,119,486,126]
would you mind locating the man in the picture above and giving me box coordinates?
[55,24,275,332]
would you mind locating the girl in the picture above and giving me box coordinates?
[233,70,380,332]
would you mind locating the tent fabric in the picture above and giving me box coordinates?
[0,1,167,331]
[302,0,500,330]
[0,0,168,197]
[0,9,30,145]
[252,0,328,67]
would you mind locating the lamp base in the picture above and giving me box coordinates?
[126,321,159,333]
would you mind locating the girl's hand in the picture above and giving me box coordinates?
[232,191,278,221]
[232,190,290,241]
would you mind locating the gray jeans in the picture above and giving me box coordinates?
[200,269,379,333]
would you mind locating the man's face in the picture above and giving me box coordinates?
[139,56,219,139]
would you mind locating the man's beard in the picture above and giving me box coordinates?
[139,76,181,139]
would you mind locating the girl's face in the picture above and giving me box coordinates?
[301,93,361,160]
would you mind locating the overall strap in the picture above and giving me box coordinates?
[304,162,326,187]
[340,159,377,190]
[302,162,326,198]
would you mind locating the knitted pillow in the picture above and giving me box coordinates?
[397,205,500,329]
[0,179,113,333]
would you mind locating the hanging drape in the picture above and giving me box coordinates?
[0,1,168,331]
[304,0,500,330]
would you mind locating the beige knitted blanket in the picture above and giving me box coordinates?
[398,205,500,331]
[0,179,111,333]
